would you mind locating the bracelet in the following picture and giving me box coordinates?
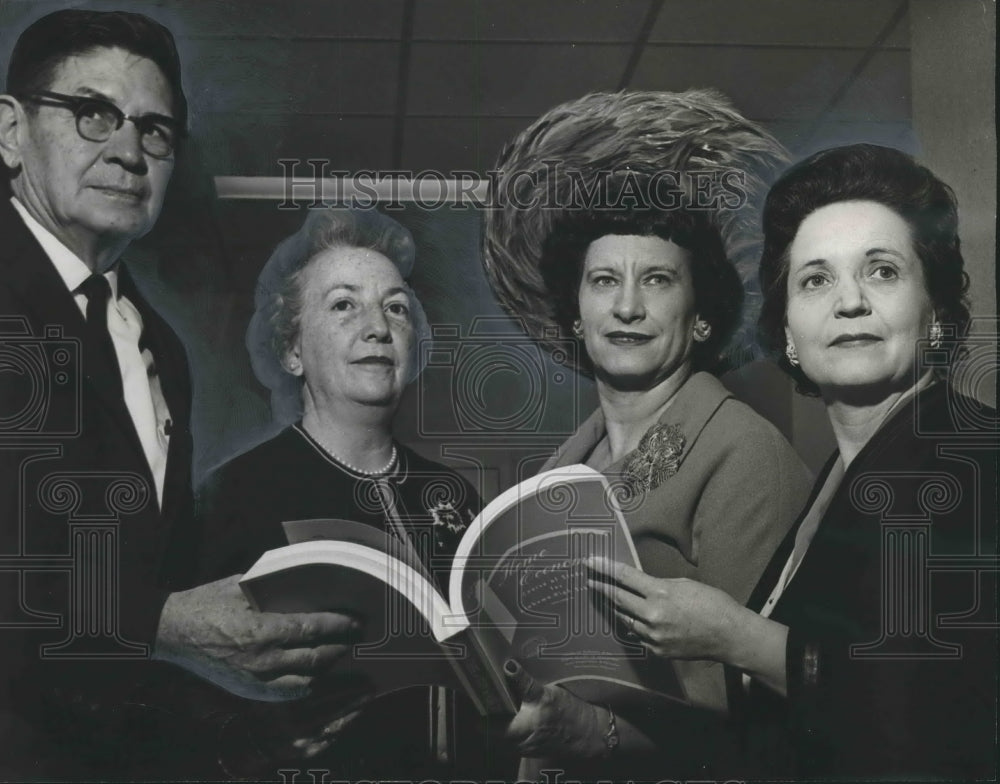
[602,704,620,757]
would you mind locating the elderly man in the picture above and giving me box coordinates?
[0,10,353,779]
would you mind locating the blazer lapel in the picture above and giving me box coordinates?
[540,406,607,470]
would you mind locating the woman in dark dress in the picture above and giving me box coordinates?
[591,144,998,780]
[197,207,483,779]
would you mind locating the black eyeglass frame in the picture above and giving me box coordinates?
[17,90,184,159]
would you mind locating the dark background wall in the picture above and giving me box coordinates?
[1,0,994,492]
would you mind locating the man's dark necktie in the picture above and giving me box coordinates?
[78,274,124,399]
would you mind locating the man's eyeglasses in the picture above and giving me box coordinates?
[18,90,183,159]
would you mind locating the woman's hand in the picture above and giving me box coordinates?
[586,557,744,662]
[587,558,790,695]
[503,659,607,759]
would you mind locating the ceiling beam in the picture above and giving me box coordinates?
[391,0,417,168]
[618,0,665,90]
[803,0,909,145]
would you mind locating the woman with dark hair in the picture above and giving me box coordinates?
[196,207,482,778]
[483,90,812,779]
[540,207,744,378]
[592,143,997,779]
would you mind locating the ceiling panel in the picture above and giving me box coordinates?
[165,0,406,39]
[804,120,917,154]
[407,42,632,116]
[832,50,911,121]
[196,116,394,176]
[649,0,907,47]
[0,0,406,44]
[0,0,922,180]
[882,8,910,48]
[402,117,536,172]
[412,0,650,41]
[185,41,400,116]
[630,47,863,120]
[765,120,917,156]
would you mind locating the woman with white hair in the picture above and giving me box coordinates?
[197,207,481,779]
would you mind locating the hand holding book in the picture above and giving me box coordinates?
[503,658,609,759]
[587,556,790,696]
[238,466,689,715]
[155,573,361,702]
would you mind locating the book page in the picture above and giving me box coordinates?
[449,465,686,704]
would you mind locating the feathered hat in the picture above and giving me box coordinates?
[482,88,788,373]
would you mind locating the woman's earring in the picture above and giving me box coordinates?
[693,320,712,341]
[929,322,943,349]
[785,341,799,367]
[571,319,584,338]
[285,352,303,375]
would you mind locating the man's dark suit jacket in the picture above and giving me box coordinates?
[0,197,205,779]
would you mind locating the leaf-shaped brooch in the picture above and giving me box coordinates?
[621,422,686,495]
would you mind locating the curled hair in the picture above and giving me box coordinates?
[6,9,187,130]
[758,144,971,395]
[541,206,743,375]
[246,208,431,423]
[482,89,788,375]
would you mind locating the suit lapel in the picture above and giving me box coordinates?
[117,265,190,426]
[0,200,150,482]
[1,200,87,340]
[118,265,193,525]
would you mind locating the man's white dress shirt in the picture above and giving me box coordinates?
[11,197,170,508]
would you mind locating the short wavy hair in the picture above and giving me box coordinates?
[6,9,187,129]
[540,206,743,375]
[247,208,431,422]
[758,144,971,395]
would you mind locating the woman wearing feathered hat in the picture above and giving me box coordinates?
[484,90,811,778]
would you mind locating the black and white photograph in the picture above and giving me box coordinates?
[0,1,996,781]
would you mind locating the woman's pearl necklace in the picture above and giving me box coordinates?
[308,428,398,476]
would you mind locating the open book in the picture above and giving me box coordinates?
[239,464,686,715]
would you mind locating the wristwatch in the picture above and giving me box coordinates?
[602,705,620,756]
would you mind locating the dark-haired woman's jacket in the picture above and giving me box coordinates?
[736,382,998,779]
